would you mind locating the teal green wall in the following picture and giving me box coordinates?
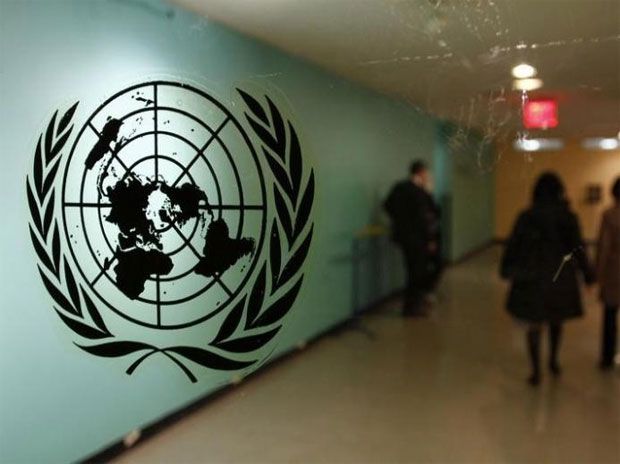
[436,123,495,261]
[433,123,455,260]
[0,2,493,462]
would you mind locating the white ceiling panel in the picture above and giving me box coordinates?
[173,0,620,138]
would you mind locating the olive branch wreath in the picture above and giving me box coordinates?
[27,89,314,383]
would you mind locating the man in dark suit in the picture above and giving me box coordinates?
[384,160,441,317]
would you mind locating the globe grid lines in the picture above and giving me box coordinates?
[82,88,250,305]
[96,130,227,267]
[68,83,265,324]
[100,101,249,238]
[82,137,260,288]
[78,131,224,305]
[110,155,204,258]
[170,116,231,188]
[154,84,159,180]
[61,81,268,330]
[109,130,227,223]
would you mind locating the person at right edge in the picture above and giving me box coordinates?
[500,172,594,386]
[596,176,620,370]
[384,160,441,317]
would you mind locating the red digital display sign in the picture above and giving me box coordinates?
[523,99,558,129]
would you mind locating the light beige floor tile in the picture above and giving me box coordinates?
[113,248,620,463]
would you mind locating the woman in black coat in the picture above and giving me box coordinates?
[500,173,594,385]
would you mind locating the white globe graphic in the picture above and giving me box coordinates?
[61,81,267,329]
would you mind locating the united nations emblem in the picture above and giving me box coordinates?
[27,81,314,381]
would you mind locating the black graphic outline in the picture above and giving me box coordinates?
[27,83,314,382]
[62,82,267,328]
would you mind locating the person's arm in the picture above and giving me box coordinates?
[410,189,429,245]
[595,211,611,281]
[500,213,527,280]
[567,212,595,284]
[384,186,398,219]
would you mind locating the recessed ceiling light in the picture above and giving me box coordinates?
[513,138,564,152]
[513,78,543,91]
[522,139,541,151]
[512,63,537,79]
[582,138,620,150]
[600,138,619,150]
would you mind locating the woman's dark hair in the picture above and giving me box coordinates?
[533,172,565,204]
[612,176,620,201]
[410,160,427,175]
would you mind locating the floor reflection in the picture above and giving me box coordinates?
[114,247,620,463]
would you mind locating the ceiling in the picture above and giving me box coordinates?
[173,0,620,140]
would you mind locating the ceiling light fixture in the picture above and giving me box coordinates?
[600,138,619,150]
[582,138,620,151]
[513,78,543,91]
[512,63,537,79]
[522,139,541,151]
[513,138,564,152]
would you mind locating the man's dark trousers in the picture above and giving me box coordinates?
[401,239,429,314]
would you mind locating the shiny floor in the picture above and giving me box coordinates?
[114,247,620,463]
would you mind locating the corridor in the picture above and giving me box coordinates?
[114,247,620,463]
